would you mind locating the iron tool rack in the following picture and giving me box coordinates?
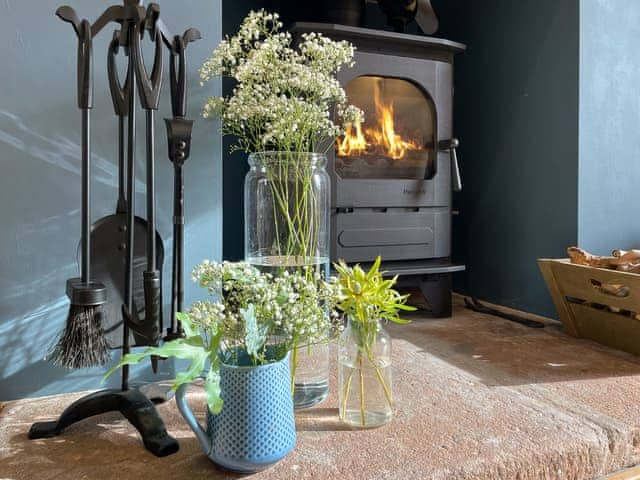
[28,0,199,457]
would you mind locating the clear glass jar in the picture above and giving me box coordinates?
[244,151,331,408]
[245,152,330,274]
[290,339,329,409]
[338,317,393,427]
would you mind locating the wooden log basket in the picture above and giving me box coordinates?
[539,247,640,356]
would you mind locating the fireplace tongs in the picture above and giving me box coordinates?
[438,138,462,192]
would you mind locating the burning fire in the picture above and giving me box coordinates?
[337,81,421,160]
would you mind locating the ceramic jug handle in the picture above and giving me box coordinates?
[175,383,212,455]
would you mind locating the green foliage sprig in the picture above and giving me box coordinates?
[333,256,415,325]
[103,312,225,414]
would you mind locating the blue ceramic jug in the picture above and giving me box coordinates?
[175,353,296,473]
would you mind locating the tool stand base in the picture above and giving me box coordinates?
[28,388,179,457]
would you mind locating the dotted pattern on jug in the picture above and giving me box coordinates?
[207,360,296,461]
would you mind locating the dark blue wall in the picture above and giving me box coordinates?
[221,1,270,261]
[0,0,222,401]
[439,0,580,317]
[579,0,640,254]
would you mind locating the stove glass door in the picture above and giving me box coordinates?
[336,75,436,180]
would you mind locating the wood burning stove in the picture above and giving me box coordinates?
[293,23,466,316]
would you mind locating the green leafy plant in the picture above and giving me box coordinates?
[333,256,415,424]
[103,311,224,414]
[333,256,414,325]
[104,261,339,413]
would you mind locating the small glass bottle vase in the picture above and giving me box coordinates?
[244,152,331,409]
[338,317,393,427]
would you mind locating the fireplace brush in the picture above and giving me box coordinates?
[49,7,109,369]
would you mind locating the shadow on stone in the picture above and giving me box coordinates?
[295,408,354,431]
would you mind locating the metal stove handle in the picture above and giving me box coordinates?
[439,138,462,192]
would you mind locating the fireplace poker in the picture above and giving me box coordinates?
[464,297,545,329]
[164,28,200,340]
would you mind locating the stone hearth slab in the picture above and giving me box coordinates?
[2,297,640,479]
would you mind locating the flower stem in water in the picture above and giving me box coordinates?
[359,353,365,426]
[291,343,298,395]
[373,360,393,408]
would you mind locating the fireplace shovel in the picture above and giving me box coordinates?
[88,31,164,349]
[133,6,165,359]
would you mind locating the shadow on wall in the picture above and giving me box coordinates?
[0,0,222,401]
[0,288,175,399]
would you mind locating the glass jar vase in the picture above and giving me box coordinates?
[244,151,331,408]
[338,317,393,427]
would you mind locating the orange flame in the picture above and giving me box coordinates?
[337,81,420,160]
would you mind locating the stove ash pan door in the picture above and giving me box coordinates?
[332,208,451,263]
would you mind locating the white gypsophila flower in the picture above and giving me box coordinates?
[199,9,359,155]
[188,300,225,330]
[189,260,342,359]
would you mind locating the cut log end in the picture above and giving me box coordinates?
[567,247,619,269]
[568,246,640,273]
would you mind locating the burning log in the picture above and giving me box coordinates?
[337,77,422,160]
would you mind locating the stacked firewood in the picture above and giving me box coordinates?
[568,247,640,319]
[568,247,640,273]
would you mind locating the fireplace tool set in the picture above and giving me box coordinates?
[28,1,199,457]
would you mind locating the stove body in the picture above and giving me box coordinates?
[293,24,466,316]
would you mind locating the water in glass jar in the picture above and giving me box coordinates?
[246,255,329,278]
[291,341,329,409]
[339,356,392,427]
[247,255,330,409]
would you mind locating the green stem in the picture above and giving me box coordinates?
[291,341,298,395]
[341,365,354,420]
[352,321,394,422]
[371,354,393,408]
[359,352,365,426]
[262,153,321,271]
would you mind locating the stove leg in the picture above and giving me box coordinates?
[418,273,452,318]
